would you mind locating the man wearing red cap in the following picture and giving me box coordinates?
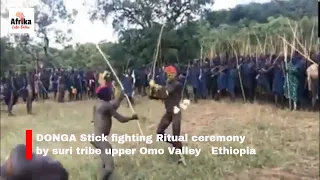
[149,65,187,165]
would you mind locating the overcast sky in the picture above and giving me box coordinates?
[1,0,271,45]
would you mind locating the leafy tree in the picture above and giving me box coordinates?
[1,0,318,76]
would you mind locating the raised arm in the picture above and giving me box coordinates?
[150,80,181,100]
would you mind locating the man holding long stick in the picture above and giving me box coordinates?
[91,71,139,180]
[149,65,187,165]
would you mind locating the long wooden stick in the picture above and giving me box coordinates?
[308,21,315,54]
[96,44,144,136]
[283,34,291,109]
[241,37,246,56]
[181,63,190,100]
[263,34,268,54]
[227,39,246,102]
[248,33,252,56]
[151,24,165,81]
[253,32,263,54]
[289,22,297,60]
[288,20,308,56]
[277,35,318,65]
[269,36,276,54]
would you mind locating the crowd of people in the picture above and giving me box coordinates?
[1,52,319,116]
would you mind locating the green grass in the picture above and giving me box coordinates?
[1,97,319,180]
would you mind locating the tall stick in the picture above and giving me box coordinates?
[253,32,263,54]
[228,39,246,102]
[263,34,268,54]
[288,21,308,56]
[199,44,203,81]
[308,21,315,54]
[245,34,250,56]
[255,46,259,70]
[283,34,291,109]
[151,24,165,81]
[181,63,190,100]
[277,35,318,65]
[241,38,246,56]
[290,22,297,60]
[269,36,276,54]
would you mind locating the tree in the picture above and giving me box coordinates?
[1,0,318,76]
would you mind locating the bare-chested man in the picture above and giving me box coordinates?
[0,144,68,180]
[91,72,138,180]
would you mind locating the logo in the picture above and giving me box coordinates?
[9,8,35,34]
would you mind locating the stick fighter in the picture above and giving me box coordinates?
[91,71,138,180]
[149,65,190,165]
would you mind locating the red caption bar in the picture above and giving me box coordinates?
[25,130,33,160]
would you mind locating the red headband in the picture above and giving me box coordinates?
[164,66,177,74]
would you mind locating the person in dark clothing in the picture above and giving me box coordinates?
[122,69,135,107]
[149,65,186,165]
[189,60,200,103]
[25,71,36,114]
[57,70,66,103]
[0,144,69,180]
[5,70,19,116]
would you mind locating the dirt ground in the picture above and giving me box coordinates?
[0,97,319,180]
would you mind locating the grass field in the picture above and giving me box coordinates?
[0,97,319,180]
